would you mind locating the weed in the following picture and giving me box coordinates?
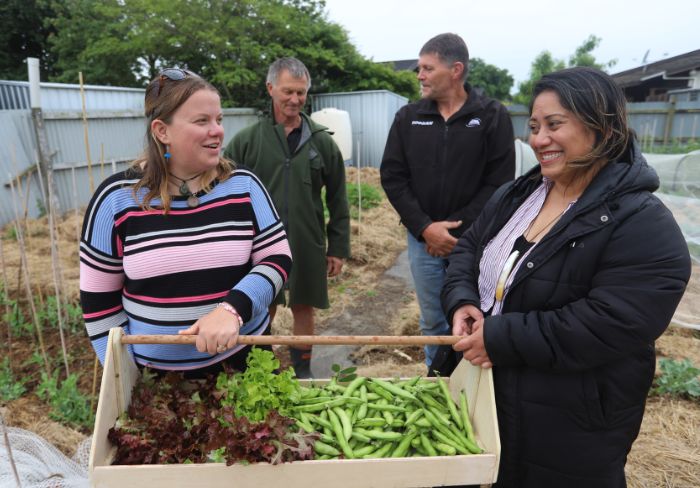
[36,371,94,428]
[3,226,17,241]
[651,358,700,400]
[331,364,357,384]
[0,357,26,402]
[346,182,383,213]
[35,198,47,218]
[647,139,700,154]
[322,182,384,220]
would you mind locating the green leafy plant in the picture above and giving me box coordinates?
[330,363,357,384]
[322,182,384,221]
[0,357,26,402]
[1,294,33,338]
[36,371,94,428]
[35,296,84,334]
[652,358,700,400]
[346,182,383,218]
[3,226,17,241]
[216,347,301,422]
[647,139,700,155]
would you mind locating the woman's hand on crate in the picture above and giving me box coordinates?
[178,304,241,355]
[452,305,492,369]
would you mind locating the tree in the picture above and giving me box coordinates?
[0,0,58,80]
[45,0,418,107]
[513,35,616,106]
[468,58,513,102]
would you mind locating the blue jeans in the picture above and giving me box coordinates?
[407,233,450,366]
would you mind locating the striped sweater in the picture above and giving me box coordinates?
[79,168,292,370]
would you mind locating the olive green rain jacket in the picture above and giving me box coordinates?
[225,112,350,308]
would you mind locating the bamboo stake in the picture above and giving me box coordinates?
[122,335,461,346]
[0,234,12,370]
[8,174,51,375]
[356,138,362,243]
[47,171,69,377]
[100,143,105,181]
[79,72,94,194]
[71,166,80,242]
[0,411,22,488]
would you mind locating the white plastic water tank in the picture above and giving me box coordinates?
[310,108,353,162]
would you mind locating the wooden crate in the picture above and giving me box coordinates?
[89,328,500,487]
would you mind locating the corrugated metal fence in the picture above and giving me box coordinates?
[0,108,258,228]
[508,101,700,146]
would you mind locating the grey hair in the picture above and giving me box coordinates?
[419,33,470,81]
[266,57,312,89]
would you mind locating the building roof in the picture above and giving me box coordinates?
[387,59,419,72]
[612,49,700,88]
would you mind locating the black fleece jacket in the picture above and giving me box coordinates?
[380,85,515,240]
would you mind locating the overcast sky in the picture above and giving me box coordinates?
[322,0,698,88]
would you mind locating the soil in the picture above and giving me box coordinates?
[1,168,699,488]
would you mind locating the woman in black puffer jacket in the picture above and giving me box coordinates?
[441,67,691,488]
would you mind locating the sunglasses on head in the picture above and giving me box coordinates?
[155,68,197,97]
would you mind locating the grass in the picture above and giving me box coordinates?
[647,140,700,154]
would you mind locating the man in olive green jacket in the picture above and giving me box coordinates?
[224,57,350,378]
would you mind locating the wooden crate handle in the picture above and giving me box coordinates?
[120,335,461,346]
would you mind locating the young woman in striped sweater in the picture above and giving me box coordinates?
[80,69,292,376]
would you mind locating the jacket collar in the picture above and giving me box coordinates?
[415,82,487,120]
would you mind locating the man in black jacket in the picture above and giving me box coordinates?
[380,33,515,367]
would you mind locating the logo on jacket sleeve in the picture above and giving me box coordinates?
[466,118,481,127]
[411,120,434,126]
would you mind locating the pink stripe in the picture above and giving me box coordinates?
[123,241,252,280]
[123,288,228,304]
[254,230,288,250]
[124,229,253,252]
[80,251,123,272]
[80,262,124,292]
[252,240,291,264]
[116,234,123,257]
[114,197,251,226]
[84,304,123,319]
[258,261,289,281]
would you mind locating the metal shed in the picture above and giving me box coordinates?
[312,90,408,168]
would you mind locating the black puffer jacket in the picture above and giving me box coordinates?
[442,141,691,488]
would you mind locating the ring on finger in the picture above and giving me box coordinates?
[216,344,226,353]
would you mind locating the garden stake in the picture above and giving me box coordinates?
[48,170,70,377]
[0,411,21,488]
[71,166,80,242]
[8,174,51,376]
[0,227,12,369]
[79,72,94,193]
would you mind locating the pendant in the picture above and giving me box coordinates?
[179,182,190,196]
[187,195,199,208]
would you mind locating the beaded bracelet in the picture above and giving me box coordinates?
[217,302,243,327]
